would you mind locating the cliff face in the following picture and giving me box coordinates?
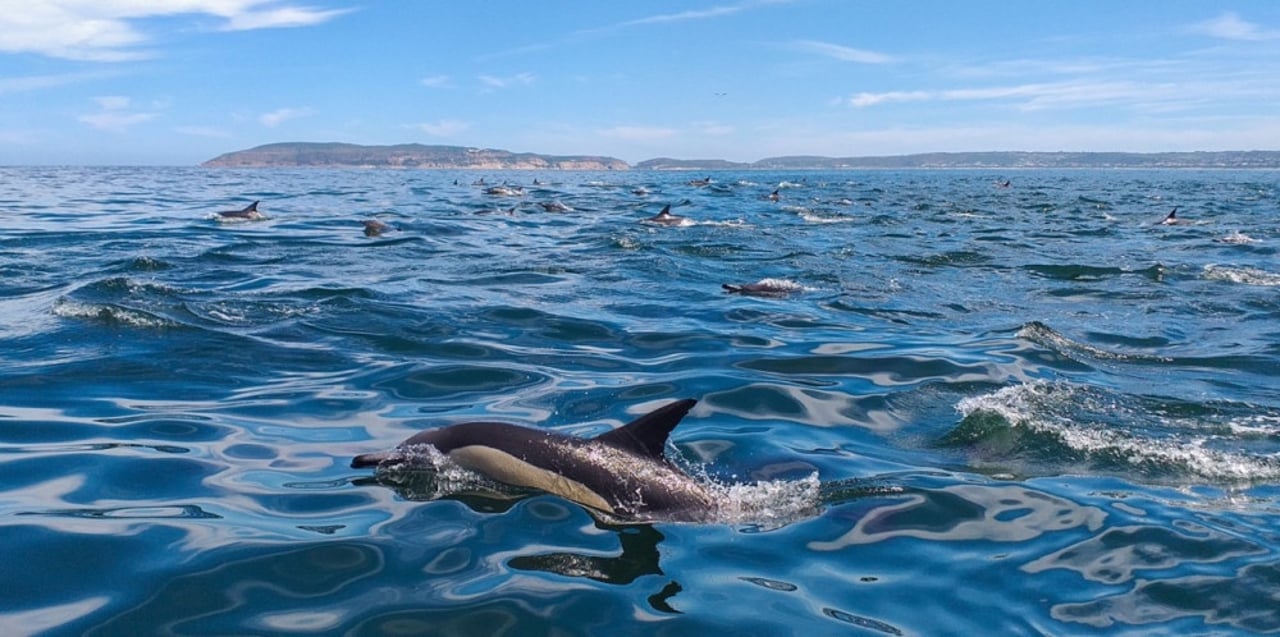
[202,142,630,170]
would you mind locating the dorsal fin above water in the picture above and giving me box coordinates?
[656,204,671,217]
[244,201,259,212]
[594,398,697,458]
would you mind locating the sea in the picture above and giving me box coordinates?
[1,166,1278,636]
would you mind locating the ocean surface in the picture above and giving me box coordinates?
[2,166,1279,636]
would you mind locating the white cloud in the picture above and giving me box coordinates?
[420,75,453,88]
[0,1,352,61]
[416,119,469,137]
[478,72,536,89]
[1194,12,1280,41]
[791,40,894,64]
[259,107,311,127]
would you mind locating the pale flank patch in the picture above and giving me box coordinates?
[448,445,615,513]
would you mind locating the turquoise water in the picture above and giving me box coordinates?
[2,167,1279,635]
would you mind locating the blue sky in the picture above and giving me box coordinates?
[2,1,1279,165]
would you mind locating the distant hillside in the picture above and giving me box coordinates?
[202,142,629,170]
[202,144,1280,170]
[633,157,752,171]
[734,151,1280,170]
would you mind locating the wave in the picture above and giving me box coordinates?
[1203,264,1280,286]
[941,381,1280,484]
[52,298,180,328]
[1017,321,1173,364]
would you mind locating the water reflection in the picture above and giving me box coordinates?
[809,482,1107,550]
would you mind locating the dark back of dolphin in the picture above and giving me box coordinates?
[218,200,260,218]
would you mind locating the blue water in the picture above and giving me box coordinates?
[2,166,1279,635]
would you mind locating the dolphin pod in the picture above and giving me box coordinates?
[352,398,715,521]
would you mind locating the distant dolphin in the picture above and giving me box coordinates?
[540,200,572,212]
[216,200,263,221]
[362,219,391,237]
[688,176,712,187]
[765,189,780,202]
[351,398,715,521]
[1159,207,1180,225]
[644,204,692,227]
[722,279,803,297]
[485,185,524,197]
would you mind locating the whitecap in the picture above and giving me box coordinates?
[954,382,1280,483]
[1203,264,1280,286]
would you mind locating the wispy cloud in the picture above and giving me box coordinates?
[478,72,536,89]
[420,75,453,89]
[846,80,1180,111]
[615,6,743,28]
[78,96,158,132]
[0,71,117,95]
[606,0,792,30]
[416,119,470,137]
[221,4,354,31]
[175,125,231,138]
[483,0,791,60]
[599,126,677,142]
[1193,12,1280,41]
[0,1,352,62]
[791,40,894,64]
[259,107,311,127]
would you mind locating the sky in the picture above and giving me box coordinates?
[2,1,1279,165]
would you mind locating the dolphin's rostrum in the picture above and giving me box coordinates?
[352,398,715,521]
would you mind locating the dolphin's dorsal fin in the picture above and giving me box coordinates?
[1167,207,1177,219]
[244,201,259,212]
[656,205,671,217]
[595,398,697,458]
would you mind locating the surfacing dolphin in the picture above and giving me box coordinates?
[351,398,715,521]
[722,278,803,298]
[644,204,692,227]
[1158,207,1180,225]
[216,200,263,221]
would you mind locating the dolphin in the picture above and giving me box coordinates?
[540,200,573,213]
[216,200,263,221]
[362,219,392,237]
[644,204,692,227]
[1158,207,1180,225]
[688,176,711,187]
[485,185,524,197]
[722,278,803,298]
[351,398,715,521]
